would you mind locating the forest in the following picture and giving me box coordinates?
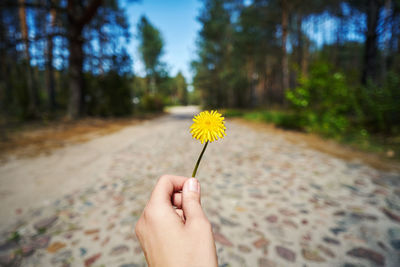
[193,0,400,145]
[1,0,400,155]
[0,0,188,121]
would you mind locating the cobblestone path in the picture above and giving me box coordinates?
[1,106,400,267]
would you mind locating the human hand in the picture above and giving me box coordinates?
[135,175,218,267]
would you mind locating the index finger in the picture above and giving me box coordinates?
[149,175,189,205]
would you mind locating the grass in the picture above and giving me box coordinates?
[223,109,400,162]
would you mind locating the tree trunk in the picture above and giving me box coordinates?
[246,58,255,107]
[362,0,382,85]
[66,0,102,119]
[67,27,84,119]
[264,56,272,106]
[281,0,289,104]
[386,1,397,70]
[382,0,392,74]
[0,9,9,117]
[98,7,105,76]
[18,0,39,118]
[302,38,309,78]
[296,15,303,74]
[46,7,56,112]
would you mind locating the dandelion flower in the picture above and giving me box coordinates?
[190,110,226,177]
[190,110,226,144]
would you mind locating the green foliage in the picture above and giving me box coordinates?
[140,94,164,112]
[286,62,359,137]
[188,89,201,105]
[245,110,305,130]
[224,108,400,160]
[135,15,187,110]
[0,0,133,121]
[192,0,233,108]
[358,72,400,134]
[131,71,188,110]
[223,109,305,130]
[222,109,245,118]
[174,72,188,106]
[285,63,400,138]
[137,16,164,77]
[86,71,133,117]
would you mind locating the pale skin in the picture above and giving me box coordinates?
[135,175,218,267]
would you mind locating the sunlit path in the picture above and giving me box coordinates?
[0,106,399,266]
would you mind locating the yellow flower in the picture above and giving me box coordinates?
[190,110,226,144]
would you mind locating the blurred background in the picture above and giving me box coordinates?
[1,1,400,266]
[0,0,399,158]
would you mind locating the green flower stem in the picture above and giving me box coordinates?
[192,141,209,178]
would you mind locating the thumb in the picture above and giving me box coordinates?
[182,178,205,222]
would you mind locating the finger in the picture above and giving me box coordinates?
[175,208,185,222]
[182,178,206,222]
[150,175,188,205]
[172,192,182,208]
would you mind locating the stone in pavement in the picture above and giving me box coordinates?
[21,243,35,256]
[388,228,400,250]
[47,241,67,253]
[302,248,326,262]
[386,193,400,211]
[220,217,238,227]
[84,253,102,267]
[381,207,400,223]
[0,250,17,266]
[0,235,19,250]
[228,252,246,265]
[253,238,269,248]
[343,263,367,267]
[349,212,377,221]
[275,246,296,262]
[317,244,335,258]
[101,236,110,247]
[346,247,384,266]
[282,219,298,228]
[50,250,72,265]
[258,258,277,267]
[110,245,130,256]
[330,227,347,235]
[84,229,100,235]
[33,235,51,249]
[238,244,251,253]
[265,215,278,223]
[334,210,346,216]
[323,236,340,245]
[213,232,233,247]
[373,174,400,187]
[80,247,87,257]
[33,215,58,231]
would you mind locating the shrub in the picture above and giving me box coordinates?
[241,110,305,130]
[286,62,359,137]
[86,71,133,117]
[140,94,164,112]
[358,72,400,134]
[222,109,245,118]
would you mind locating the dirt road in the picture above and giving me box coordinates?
[0,106,399,266]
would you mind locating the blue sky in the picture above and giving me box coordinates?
[121,0,203,82]
[120,1,365,83]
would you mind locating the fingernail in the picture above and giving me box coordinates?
[186,178,199,193]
